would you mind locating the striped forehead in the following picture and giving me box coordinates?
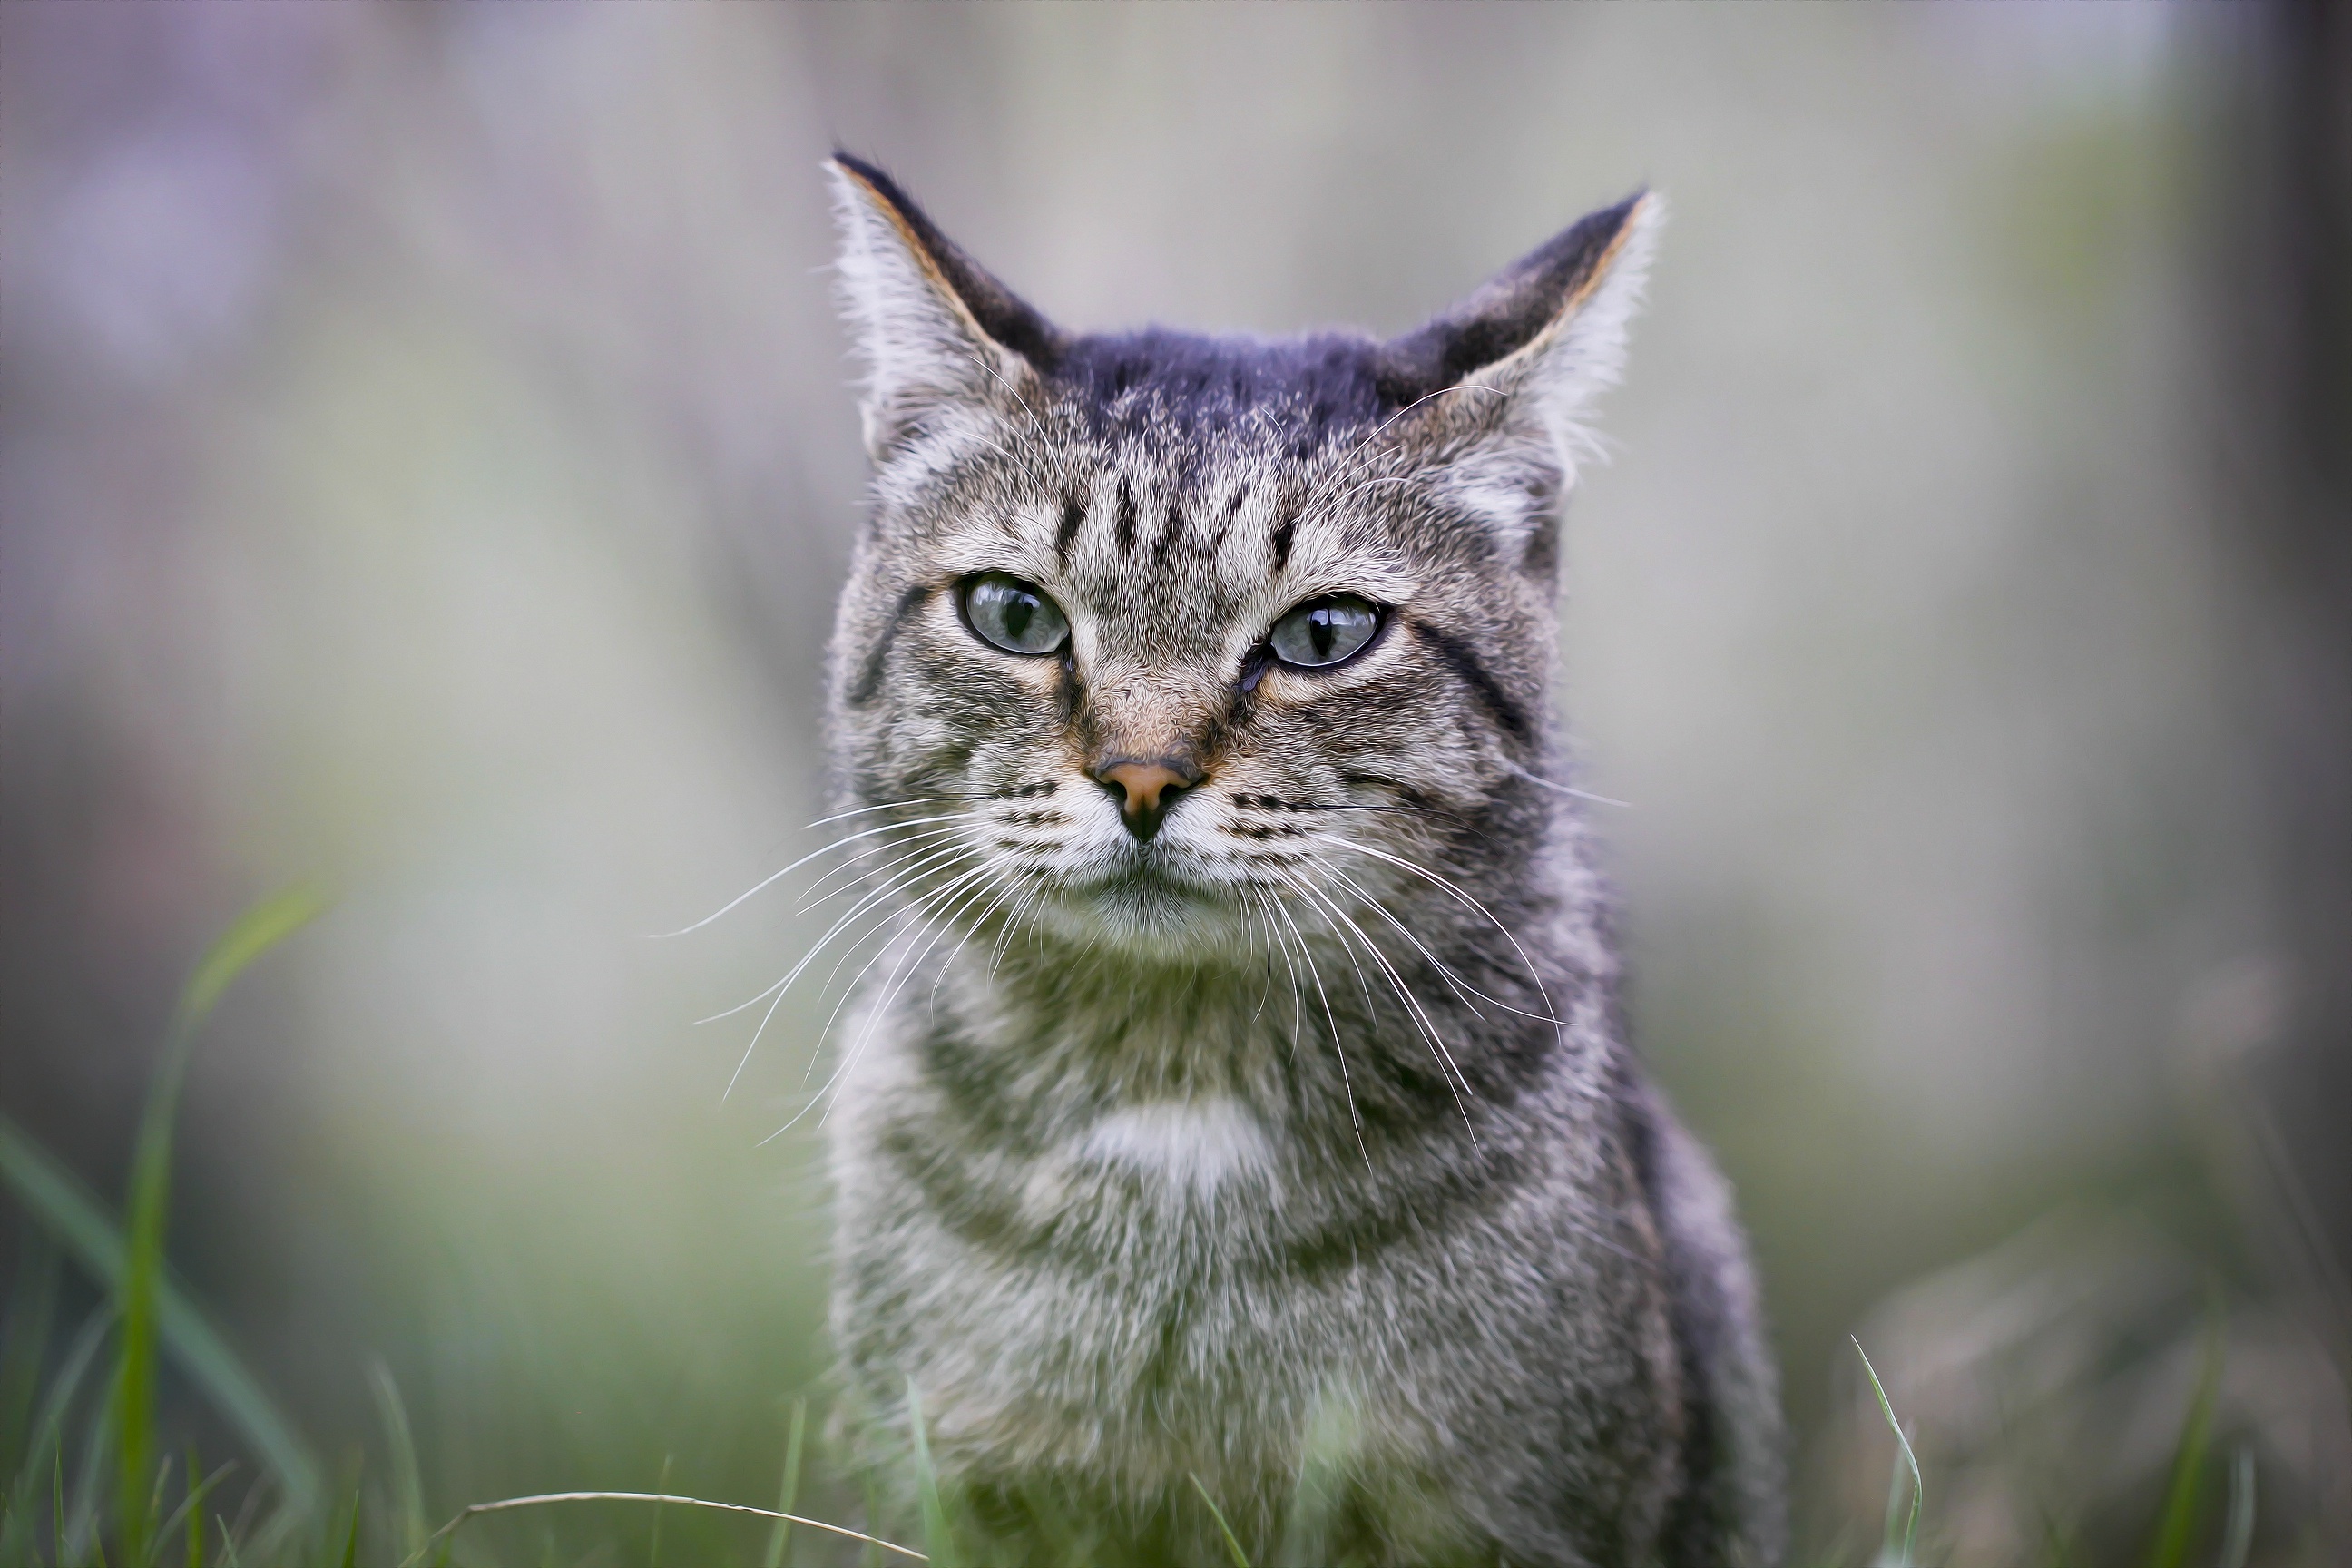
[927,443,1418,652]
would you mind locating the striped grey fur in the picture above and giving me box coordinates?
[816,154,1785,1566]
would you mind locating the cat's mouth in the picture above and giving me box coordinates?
[1079,854,1220,904]
[1034,851,1254,951]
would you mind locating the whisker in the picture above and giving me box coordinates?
[987,873,1054,983]
[1280,866,1477,1135]
[800,856,997,1086]
[1247,890,1279,1025]
[793,823,986,912]
[1263,881,1369,1171]
[1508,763,1632,808]
[655,810,982,937]
[1251,888,1305,1056]
[927,865,1030,1015]
[802,794,977,830]
[713,839,981,1096]
[798,858,1012,1134]
[701,835,983,1027]
[1315,857,1557,1030]
[763,859,1003,1137]
[1307,833,1559,1027]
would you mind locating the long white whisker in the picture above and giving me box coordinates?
[1308,833,1559,1026]
[793,823,986,912]
[699,836,983,1029]
[987,875,1050,982]
[1254,888,1307,1054]
[796,858,1011,1135]
[1264,881,1368,1170]
[1508,763,1632,808]
[1285,869,1379,1017]
[765,859,1000,1132]
[928,865,1029,1015]
[803,844,993,1017]
[655,810,982,937]
[1281,866,1476,1135]
[800,855,996,1086]
[802,794,973,830]
[1316,856,1557,1030]
[1248,892,1279,1024]
[713,839,980,1097]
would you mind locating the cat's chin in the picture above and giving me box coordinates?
[1021,865,1259,960]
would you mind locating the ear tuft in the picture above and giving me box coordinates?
[827,153,1063,458]
[1378,191,1662,462]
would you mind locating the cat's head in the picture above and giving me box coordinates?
[822,154,1655,962]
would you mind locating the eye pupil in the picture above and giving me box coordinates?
[960,573,1069,656]
[1269,595,1379,671]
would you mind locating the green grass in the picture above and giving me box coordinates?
[1852,1338,1921,1568]
[0,894,2292,1566]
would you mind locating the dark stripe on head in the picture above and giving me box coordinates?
[1269,510,1296,573]
[1405,614,1534,743]
[1214,487,1248,554]
[1054,495,1084,563]
[846,583,935,708]
[1152,498,1182,564]
[1112,478,1136,550]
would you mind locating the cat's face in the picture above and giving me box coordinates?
[823,158,1654,961]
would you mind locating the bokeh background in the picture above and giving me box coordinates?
[4,4,2346,1563]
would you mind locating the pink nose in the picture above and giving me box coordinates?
[1094,759,1201,841]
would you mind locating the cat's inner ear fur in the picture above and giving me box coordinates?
[1377,191,1661,510]
[827,153,1063,461]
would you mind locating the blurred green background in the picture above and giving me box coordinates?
[3,5,2345,1563]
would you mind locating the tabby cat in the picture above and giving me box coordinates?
[815,152,1784,1567]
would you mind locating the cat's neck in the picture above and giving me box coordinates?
[897,895,1581,1163]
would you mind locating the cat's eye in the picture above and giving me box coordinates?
[960,572,1070,657]
[1268,594,1382,670]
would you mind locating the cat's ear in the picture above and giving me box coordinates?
[1377,191,1661,474]
[827,153,1063,461]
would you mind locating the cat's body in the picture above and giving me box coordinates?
[817,155,1784,1566]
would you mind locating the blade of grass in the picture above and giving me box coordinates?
[142,1455,174,1565]
[150,1454,233,1568]
[2145,1313,2225,1568]
[2215,1447,2255,1568]
[67,1386,115,1563]
[762,1397,807,1568]
[1,1240,61,1483]
[369,1362,428,1563]
[1852,1338,1921,1568]
[905,1382,957,1568]
[5,1307,109,1563]
[0,890,327,1520]
[115,887,324,1559]
[171,887,329,1043]
[404,1492,928,1566]
[1189,1474,1252,1568]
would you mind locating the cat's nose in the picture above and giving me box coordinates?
[1094,758,1202,842]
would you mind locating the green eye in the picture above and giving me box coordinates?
[1269,594,1381,670]
[960,573,1070,656]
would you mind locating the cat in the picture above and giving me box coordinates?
[814,152,1785,1567]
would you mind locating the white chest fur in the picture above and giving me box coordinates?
[1069,1098,1277,1195]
